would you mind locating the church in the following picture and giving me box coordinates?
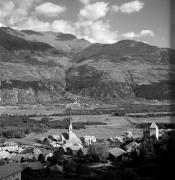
[61,117,82,145]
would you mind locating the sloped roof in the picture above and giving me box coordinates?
[0,163,22,179]
[20,147,41,155]
[108,147,126,158]
[62,132,69,140]
[150,122,158,129]
[21,161,43,170]
[50,164,63,172]
[78,148,88,156]
[67,144,83,151]
[3,141,18,146]
[0,150,10,159]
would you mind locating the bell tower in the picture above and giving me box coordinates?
[68,117,73,138]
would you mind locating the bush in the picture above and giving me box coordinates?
[41,117,50,124]
[63,160,76,174]
[24,128,31,134]
[38,154,45,163]
[76,164,91,175]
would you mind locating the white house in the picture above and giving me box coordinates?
[150,122,159,139]
[0,163,22,180]
[83,136,96,145]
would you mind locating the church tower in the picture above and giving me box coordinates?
[68,117,73,138]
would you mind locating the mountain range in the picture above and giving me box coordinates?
[0,26,175,105]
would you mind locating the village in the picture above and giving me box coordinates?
[0,114,173,180]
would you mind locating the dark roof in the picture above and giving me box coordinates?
[78,148,88,156]
[108,147,126,158]
[150,122,158,129]
[0,163,22,179]
[62,132,69,140]
[21,161,43,170]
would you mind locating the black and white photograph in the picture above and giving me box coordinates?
[0,0,174,179]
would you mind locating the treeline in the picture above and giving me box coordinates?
[113,104,175,116]
[0,114,47,138]
[126,112,175,118]
[136,122,175,129]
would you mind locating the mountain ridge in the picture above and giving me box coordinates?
[0,26,175,105]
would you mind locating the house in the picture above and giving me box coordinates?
[50,141,61,148]
[10,154,23,163]
[124,141,140,153]
[21,161,44,170]
[20,147,41,155]
[77,148,88,157]
[108,147,128,162]
[0,151,10,159]
[66,144,83,155]
[49,164,63,173]
[48,135,60,142]
[0,163,22,180]
[150,122,159,139]
[82,136,96,145]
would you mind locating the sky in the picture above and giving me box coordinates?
[0,0,171,48]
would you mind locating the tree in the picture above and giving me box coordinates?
[88,143,108,162]
[38,154,45,163]
[63,160,76,174]
[76,164,90,175]
[41,117,49,124]
[49,150,64,165]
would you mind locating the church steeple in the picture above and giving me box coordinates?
[68,117,73,138]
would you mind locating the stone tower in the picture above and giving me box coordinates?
[150,122,159,139]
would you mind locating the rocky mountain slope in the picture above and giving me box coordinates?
[66,40,175,99]
[0,27,89,104]
[0,27,175,105]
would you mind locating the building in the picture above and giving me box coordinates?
[62,117,82,145]
[0,163,22,180]
[82,136,96,145]
[21,161,44,170]
[108,147,128,162]
[150,122,159,139]
[77,148,88,157]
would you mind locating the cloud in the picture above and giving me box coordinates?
[0,1,15,19]
[140,30,154,37]
[51,20,75,34]
[121,30,154,39]
[0,22,5,27]
[0,0,41,26]
[76,1,118,43]
[35,2,66,17]
[113,0,144,14]
[79,0,92,5]
[14,0,41,10]
[17,17,50,31]
[79,2,109,21]
[76,20,118,43]
[121,32,139,39]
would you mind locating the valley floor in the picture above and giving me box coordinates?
[11,115,142,145]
